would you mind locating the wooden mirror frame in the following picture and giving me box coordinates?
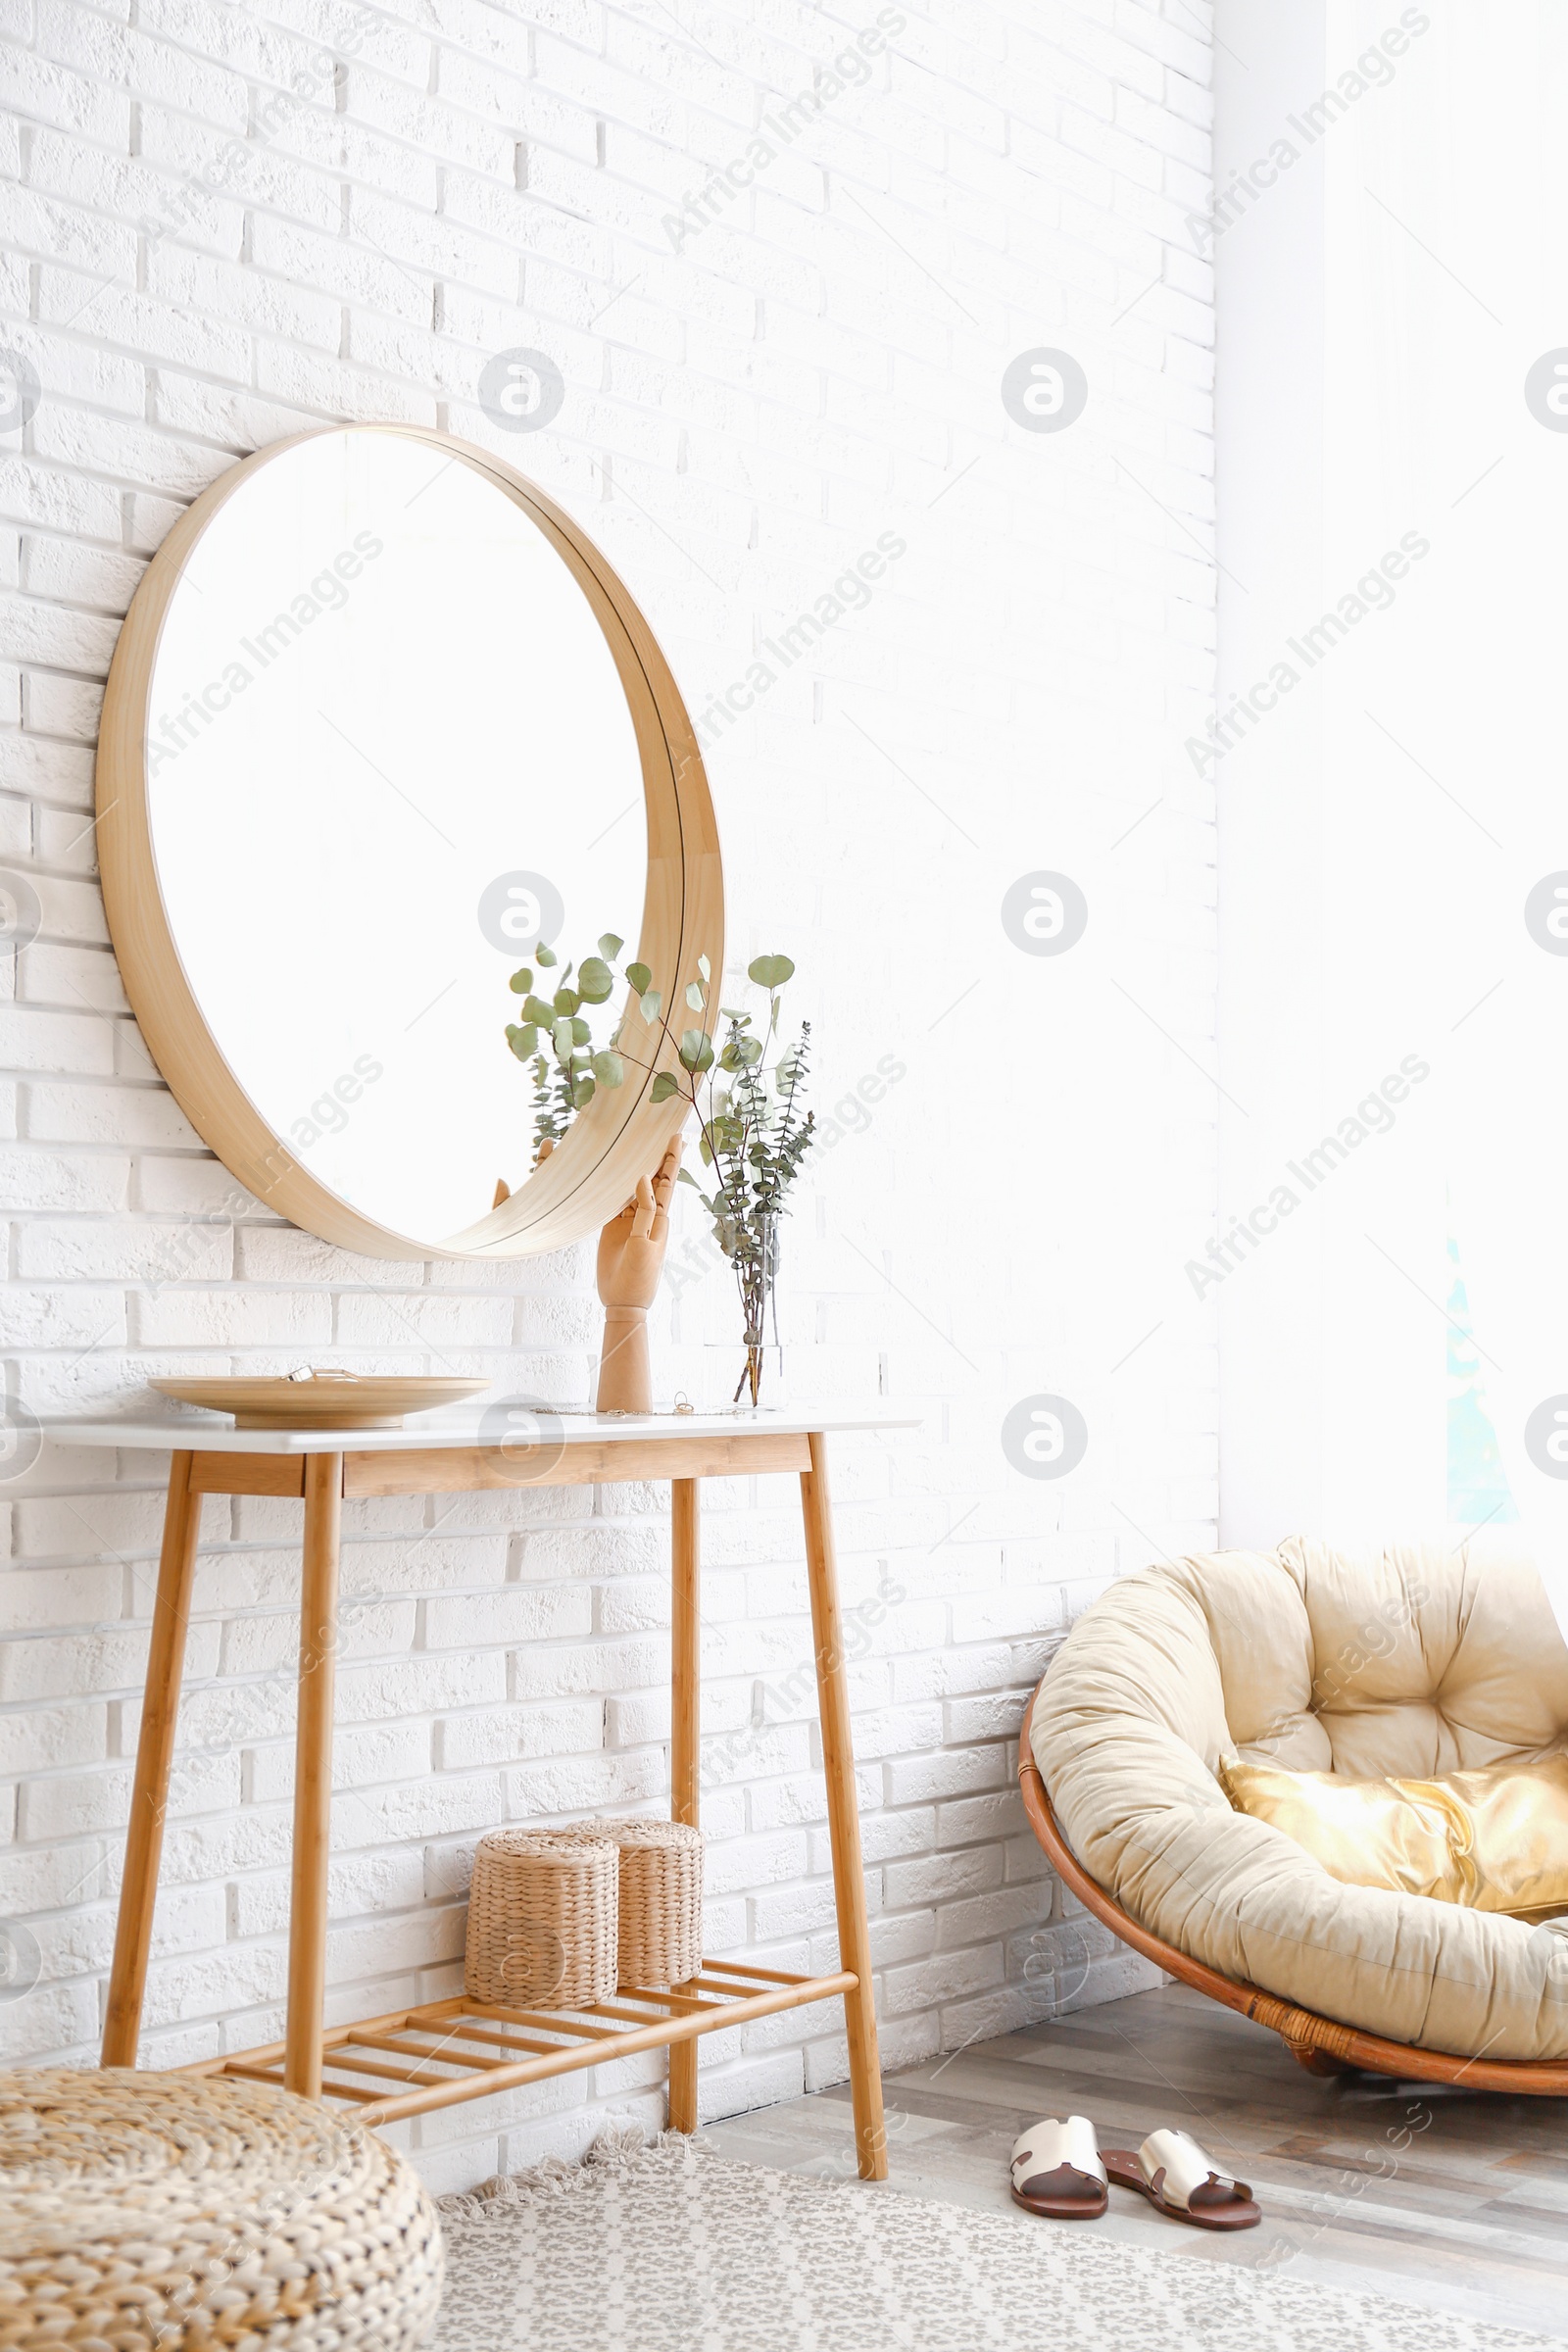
[96,424,723,1260]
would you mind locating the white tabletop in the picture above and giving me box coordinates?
[50,1405,921,1455]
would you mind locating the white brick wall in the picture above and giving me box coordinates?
[0,0,1215,2192]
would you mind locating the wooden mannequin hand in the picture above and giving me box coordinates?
[595,1139,682,1411]
[597,1139,681,1312]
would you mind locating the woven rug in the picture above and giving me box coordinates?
[432,2128,1553,2352]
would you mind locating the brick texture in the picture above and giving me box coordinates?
[0,0,1214,2193]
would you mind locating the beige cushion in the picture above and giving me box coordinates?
[1029,1537,1568,2060]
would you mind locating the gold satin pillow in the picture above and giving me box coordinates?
[1218,1751,1568,1919]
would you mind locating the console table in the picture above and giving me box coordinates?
[66,1408,912,2180]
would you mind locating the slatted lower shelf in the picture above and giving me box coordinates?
[186,1958,856,2127]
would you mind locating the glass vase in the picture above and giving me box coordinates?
[733,1215,781,1408]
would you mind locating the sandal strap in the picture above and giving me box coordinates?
[1011,2114,1105,2189]
[1138,2128,1250,2211]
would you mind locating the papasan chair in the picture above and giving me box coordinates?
[1021,1535,1568,2088]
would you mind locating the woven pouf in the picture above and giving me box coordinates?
[465,1832,618,2009]
[0,2067,442,2350]
[564,1819,705,1987]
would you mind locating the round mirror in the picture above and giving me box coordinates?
[97,426,722,1258]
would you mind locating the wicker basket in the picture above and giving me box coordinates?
[563,1817,705,1987]
[465,1829,618,2009]
[0,2067,442,2350]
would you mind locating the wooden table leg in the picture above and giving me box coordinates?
[284,1452,342,2098]
[801,1432,887,2180]
[102,1451,202,2068]
[667,1477,701,2132]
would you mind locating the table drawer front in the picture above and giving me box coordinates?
[343,1433,812,1493]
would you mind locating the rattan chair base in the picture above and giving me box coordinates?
[1017,1681,1568,2097]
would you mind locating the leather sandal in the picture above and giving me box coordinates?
[1102,2128,1261,2230]
[1008,2114,1108,2219]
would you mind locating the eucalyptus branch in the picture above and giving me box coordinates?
[504,931,662,1168]
[505,937,813,1404]
[649,954,814,1403]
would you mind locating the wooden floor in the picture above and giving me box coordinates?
[705,1984,1568,2339]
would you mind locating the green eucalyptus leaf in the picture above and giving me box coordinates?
[650,1071,680,1103]
[675,1166,701,1189]
[505,1024,534,1062]
[679,1028,714,1072]
[591,1049,624,1088]
[536,944,558,967]
[640,989,662,1023]
[553,987,579,1016]
[625,961,652,994]
[552,1016,575,1059]
[570,1015,592,1046]
[571,1073,596,1108]
[522,994,555,1027]
[685,981,706,1011]
[509,967,532,995]
[577,956,614,1003]
[598,933,624,961]
[698,954,710,981]
[737,1036,764,1066]
[748,954,795,989]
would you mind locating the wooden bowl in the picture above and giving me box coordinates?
[149,1375,489,1430]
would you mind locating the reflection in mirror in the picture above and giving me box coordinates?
[145,431,647,1249]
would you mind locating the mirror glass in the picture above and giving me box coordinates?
[144,430,647,1249]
